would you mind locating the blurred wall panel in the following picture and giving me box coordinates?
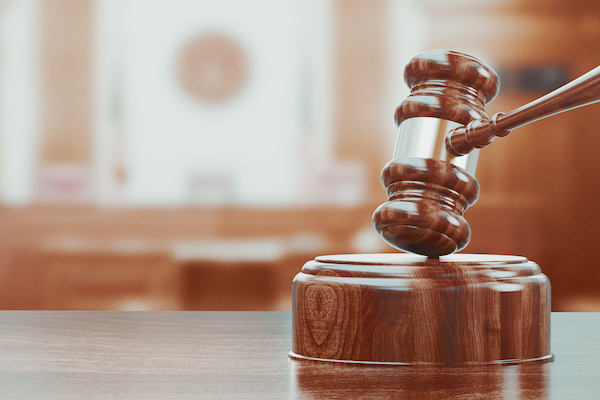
[0,0,41,204]
[37,0,94,204]
[332,0,391,202]
[96,0,317,207]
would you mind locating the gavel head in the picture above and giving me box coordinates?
[372,50,500,257]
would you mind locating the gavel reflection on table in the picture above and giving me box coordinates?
[291,50,600,366]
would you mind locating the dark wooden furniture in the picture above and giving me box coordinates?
[0,311,596,399]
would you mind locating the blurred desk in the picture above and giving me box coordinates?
[0,312,597,399]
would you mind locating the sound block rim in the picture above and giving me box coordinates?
[315,253,528,265]
[288,351,555,366]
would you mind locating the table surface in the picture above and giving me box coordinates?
[0,311,597,399]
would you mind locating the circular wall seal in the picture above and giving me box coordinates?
[177,33,249,103]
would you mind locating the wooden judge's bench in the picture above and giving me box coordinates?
[0,203,597,312]
[0,205,370,311]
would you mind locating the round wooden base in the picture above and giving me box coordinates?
[291,253,553,365]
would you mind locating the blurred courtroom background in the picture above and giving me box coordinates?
[0,0,598,311]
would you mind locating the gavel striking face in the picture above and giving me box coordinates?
[373,49,600,258]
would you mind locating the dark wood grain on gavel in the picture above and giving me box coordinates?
[395,50,500,126]
[372,158,479,257]
[373,50,499,257]
[446,64,600,156]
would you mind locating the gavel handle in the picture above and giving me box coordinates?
[446,64,600,156]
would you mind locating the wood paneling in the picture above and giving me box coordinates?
[333,0,391,202]
[39,0,93,164]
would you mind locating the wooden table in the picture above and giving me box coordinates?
[0,312,597,399]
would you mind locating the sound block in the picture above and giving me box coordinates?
[290,253,553,365]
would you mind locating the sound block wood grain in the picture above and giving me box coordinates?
[291,253,553,365]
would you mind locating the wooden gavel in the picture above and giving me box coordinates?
[373,49,600,258]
